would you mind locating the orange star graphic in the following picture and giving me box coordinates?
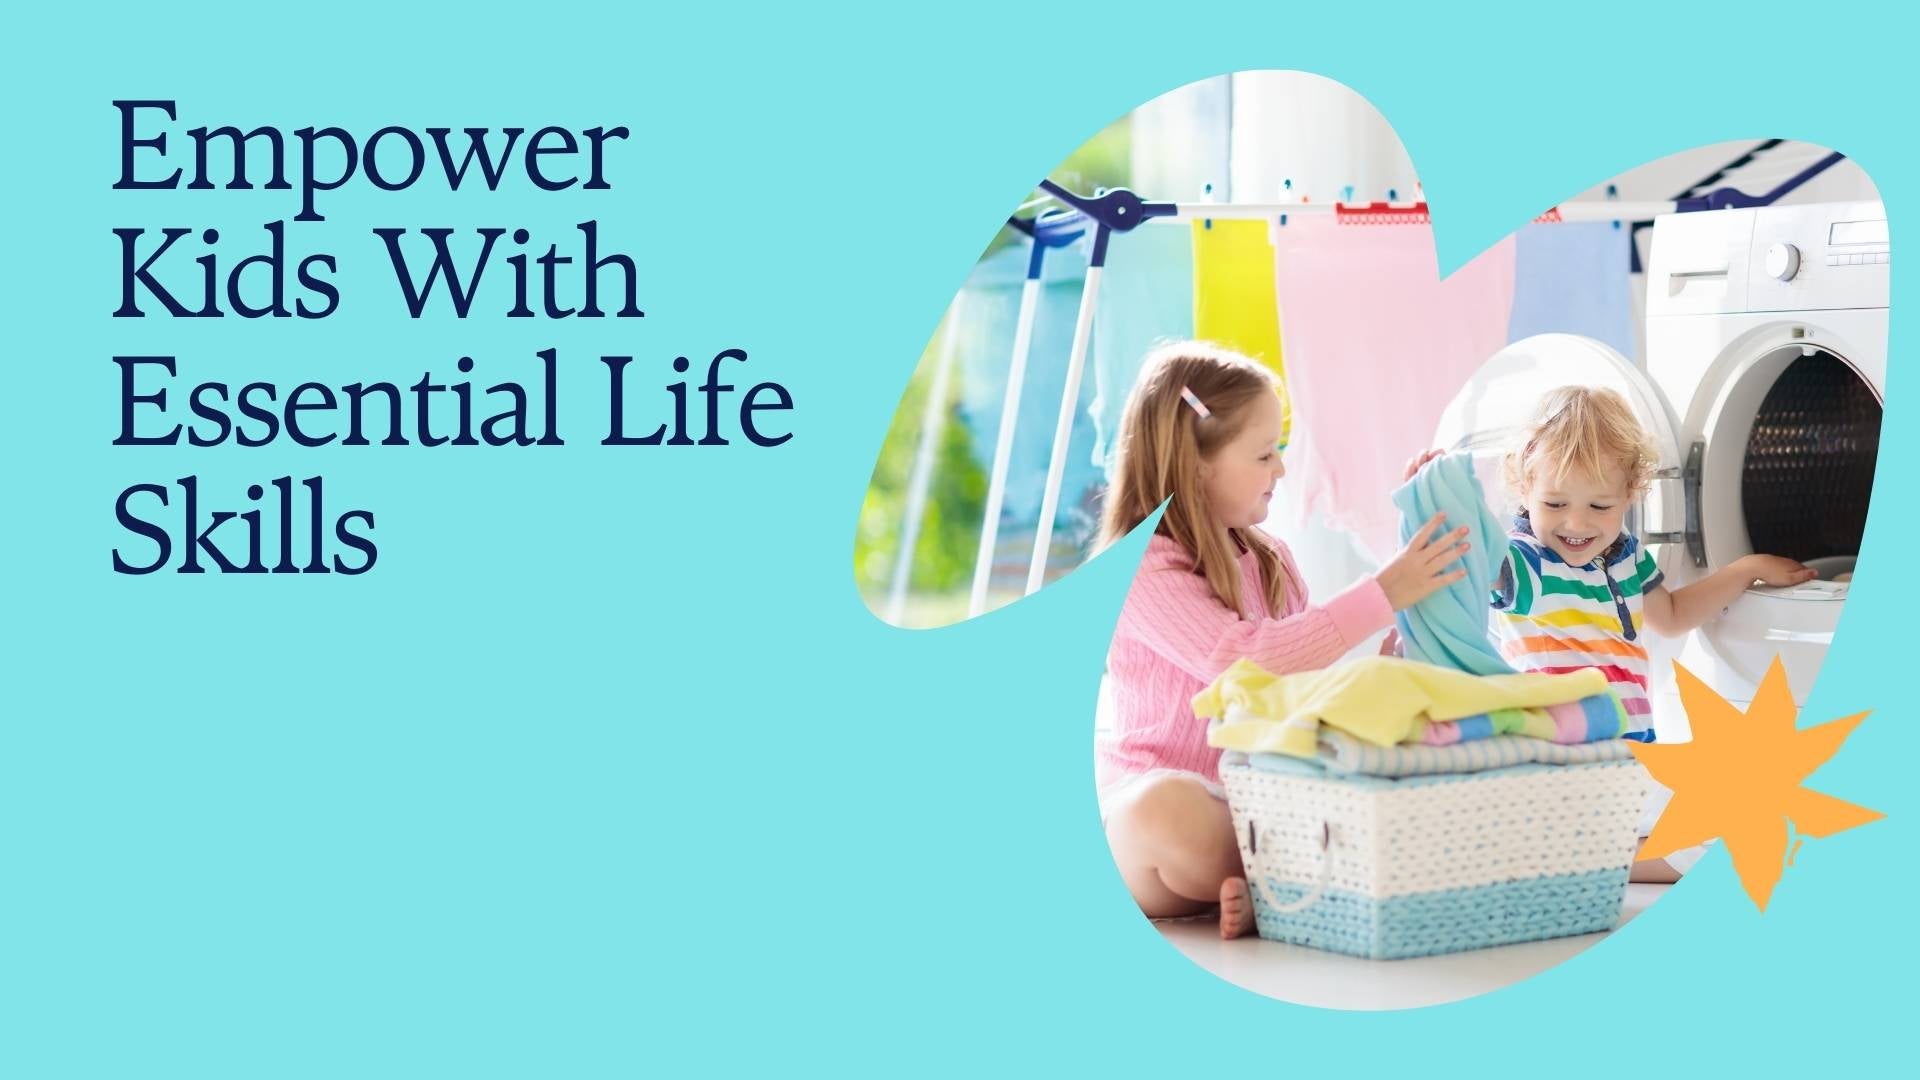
[1631,657,1883,913]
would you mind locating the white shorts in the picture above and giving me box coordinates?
[1097,767,1227,826]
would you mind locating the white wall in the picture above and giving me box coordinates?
[1128,76,1232,202]
[1228,71,1421,205]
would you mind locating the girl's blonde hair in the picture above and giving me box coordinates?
[1098,341,1296,618]
[1504,386,1659,499]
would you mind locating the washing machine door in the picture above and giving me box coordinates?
[1431,333,1684,544]
[1680,337,1876,704]
[1696,576,1846,705]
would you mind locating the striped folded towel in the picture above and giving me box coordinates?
[1314,729,1636,778]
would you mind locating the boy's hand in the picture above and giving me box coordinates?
[1740,554,1818,587]
[1401,449,1443,483]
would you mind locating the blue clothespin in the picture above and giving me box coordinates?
[1342,184,1354,204]
[1203,182,1213,230]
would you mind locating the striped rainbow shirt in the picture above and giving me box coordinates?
[1491,517,1664,740]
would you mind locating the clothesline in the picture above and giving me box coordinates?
[1023,147,1842,232]
[1136,200,1675,224]
[1018,197,1676,228]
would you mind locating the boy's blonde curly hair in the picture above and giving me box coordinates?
[1504,386,1659,499]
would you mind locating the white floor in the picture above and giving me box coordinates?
[1157,883,1669,1011]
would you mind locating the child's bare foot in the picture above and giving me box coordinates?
[1219,876,1255,939]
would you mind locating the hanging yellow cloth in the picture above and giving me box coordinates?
[1192,218,1288,441]
[1192,218,1284,377]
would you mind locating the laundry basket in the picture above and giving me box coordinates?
[1220,758,1650,960]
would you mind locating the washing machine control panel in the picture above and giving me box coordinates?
[1648,203,1889,316]
[1822,215,1890,270]
[1748,202,1888,313]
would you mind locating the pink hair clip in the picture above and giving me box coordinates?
[1179,385,1212,419]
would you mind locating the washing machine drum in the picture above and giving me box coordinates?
[1739,350,1880,565]
[1695,346,1880,697]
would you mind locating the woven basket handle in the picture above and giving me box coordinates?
[1245,819,1332,914]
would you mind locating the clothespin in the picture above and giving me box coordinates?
[1202,181,1214,230]
[1342,184,1355,204]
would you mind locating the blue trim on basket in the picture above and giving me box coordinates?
[1250,867,1632,959]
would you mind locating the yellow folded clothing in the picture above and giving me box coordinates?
[1196,656,1609,758]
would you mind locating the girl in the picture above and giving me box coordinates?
[1098,342,1469,938]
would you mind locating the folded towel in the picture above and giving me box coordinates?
[1418,695,1627,746]
[1198,655,1610,759]
[1313,728,1635,777]
[1220,749,1631,790]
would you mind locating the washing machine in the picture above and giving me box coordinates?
[1435,201,1887,740]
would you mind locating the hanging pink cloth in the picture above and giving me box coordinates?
[1272,216,1516,561]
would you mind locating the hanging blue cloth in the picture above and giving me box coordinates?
[1089,224,1193,476]
[952,244,1104,524]
[1506,221,1635,358]
[1391,453,1513,676]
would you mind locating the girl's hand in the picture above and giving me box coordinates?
[1376,513,1471,612]
[1740,554,1818,587]
[1401,449,1443,483]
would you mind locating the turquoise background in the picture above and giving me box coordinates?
[3,1,1910,1073]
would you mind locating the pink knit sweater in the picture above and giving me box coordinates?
[1097,531,1395,787]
